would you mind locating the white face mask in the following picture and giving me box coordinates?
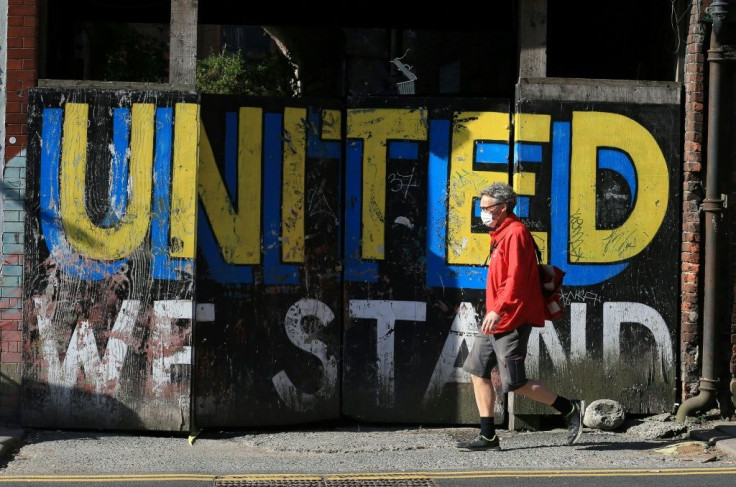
[481,211,494,227]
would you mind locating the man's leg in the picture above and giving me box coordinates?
[513,381,585,445]
[500,325,586,446]
[513,380,556,405]
[455,373,501,450]
[471,374,495,416]
[456,333,501,451]
[471,374,497,443]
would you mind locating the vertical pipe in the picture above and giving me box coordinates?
[676,0,729,422]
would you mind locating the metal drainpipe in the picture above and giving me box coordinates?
[676,0,730,423]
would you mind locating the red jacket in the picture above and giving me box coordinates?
[486,214,546,333]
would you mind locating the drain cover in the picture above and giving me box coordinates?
[216,478,437,487]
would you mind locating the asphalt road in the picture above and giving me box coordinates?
[0,423,734,486]
[1,470,736,487]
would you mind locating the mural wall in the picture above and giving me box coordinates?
[23,89,199,430]
[21,86,680,431]
[194,96,343,426]
[342,98,510,423]
[512,98,681,415]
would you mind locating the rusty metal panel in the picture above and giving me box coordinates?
[23,88,199,431]
[194,96,342,426]
[342,98,511,424]
[512,90,681,414]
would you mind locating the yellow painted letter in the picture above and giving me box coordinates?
[198,107,262,264]
[569,111,668,262]
[170,103,200,259]
[347,108,428,260]
[447,111,509,265]
[61,103,153,260]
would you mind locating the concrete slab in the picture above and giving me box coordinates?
[690,427,730,443]
[715,438,736,458]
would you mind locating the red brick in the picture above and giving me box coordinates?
[0,298,21,309]
[681,322,698,334]
[681,292,698,304]
[7,26,36,38]
[1,330,22,343]
[5,79,23,91]
[6,48,35,61]
[6,113,28,125]
[682,272,698,283]
[5,37,22,49]
[1,288,22,299]
[5,149,23,163]
[6,90,25,103]
[5,125,23,136]
[8,6,38,16]
[12,69,37,81]
[681,252,700,264]
[6,15,23,27]
[681,332,698,342]
[5,58,22,70]
[684,140,700,152]
[681,282,697,293]
[683,222,700,233]
[0,309,21,320]
[1,352,21,364]
[2,255,21,265]
[0,320,21,331]
[23,15,38,27]
[682,242,700,253]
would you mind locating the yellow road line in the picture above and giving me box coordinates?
[0,474,215,483]
[2,468,736,483]
[220,467,736,481]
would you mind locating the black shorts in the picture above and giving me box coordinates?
[462,323,532,392]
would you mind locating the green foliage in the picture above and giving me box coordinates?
[196,47,299,97]
[195,48,247,94]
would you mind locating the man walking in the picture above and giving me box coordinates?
[456,182,584,451]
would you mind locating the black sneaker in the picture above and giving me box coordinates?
[455,434,501,451]
[566,399,585,445]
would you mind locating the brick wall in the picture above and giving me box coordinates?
[1,0,38,422]
[680,0,706,402]
[682,1,736,415]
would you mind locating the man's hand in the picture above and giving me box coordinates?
[481,311,501,335]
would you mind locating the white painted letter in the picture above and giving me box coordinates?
[603,302,674,381]
[349,300,427,407]
[151,300,193,396]
[422,302,478,403]
[272,299,338,412]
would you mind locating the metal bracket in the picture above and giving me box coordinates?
[700,196,726,213]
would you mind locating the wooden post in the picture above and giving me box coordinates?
[518,0,547,79]
[169,0,198,86]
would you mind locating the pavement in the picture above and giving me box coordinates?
[1,417,736,476]
[689,421,736,456]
